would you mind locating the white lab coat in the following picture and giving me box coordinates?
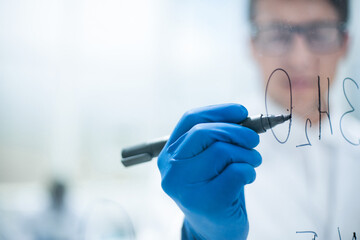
[246,100,360,240]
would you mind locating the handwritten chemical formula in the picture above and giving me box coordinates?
[265,68,359,147]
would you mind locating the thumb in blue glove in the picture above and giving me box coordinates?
[157,103,262,240]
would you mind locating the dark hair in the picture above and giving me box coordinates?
[249,0,349,24]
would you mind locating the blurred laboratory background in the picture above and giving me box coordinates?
[0,0,359,239]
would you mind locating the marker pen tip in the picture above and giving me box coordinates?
[284,114,292,121]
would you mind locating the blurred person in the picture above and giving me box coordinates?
[157,0,360,239]
[26,180,80,240]
[26,180,136,240]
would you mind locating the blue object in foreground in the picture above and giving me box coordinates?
[158,104,262,240]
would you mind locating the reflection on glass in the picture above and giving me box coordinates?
[80,199,136,240]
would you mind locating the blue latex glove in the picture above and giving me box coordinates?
[157,103,262,240]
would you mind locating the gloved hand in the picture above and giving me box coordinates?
[157,103,262,240]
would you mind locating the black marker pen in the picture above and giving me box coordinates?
[121,114,291,167]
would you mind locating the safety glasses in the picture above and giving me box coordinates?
[251,21,347,57]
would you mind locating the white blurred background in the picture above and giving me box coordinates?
[0,0,359,239]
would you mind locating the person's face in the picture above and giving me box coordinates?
[251,0,348,119]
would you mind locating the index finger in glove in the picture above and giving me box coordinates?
[172,122,259,159]
[167,104,248,146]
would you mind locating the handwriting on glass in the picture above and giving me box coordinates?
[296,228,357,240]
[265,68,359,147]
